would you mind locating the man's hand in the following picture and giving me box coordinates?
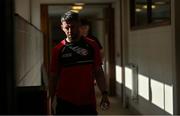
[100,94,110,110]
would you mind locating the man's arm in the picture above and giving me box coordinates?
[49,47,60,101]
[94,66,107,93]
[48,73,58,114]
[48,74,58,101]
[94,66,110,110]
[91,37,110,110]
[48,47,59,114]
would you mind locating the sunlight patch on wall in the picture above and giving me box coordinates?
[151,79,164,109]
[116,65,122,83]
[165,84,173,114]
[125,67,132,90]
[150,79,173,115]
[138,74,149,100]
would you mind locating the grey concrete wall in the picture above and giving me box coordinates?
[14,15,43,86]
[15,0,31,22]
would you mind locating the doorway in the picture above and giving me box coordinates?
[40,3,116,95]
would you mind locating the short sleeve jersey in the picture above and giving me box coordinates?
[50,37,102,107]
[87,35,103,50]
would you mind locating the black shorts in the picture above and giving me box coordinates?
[56,97,97,115]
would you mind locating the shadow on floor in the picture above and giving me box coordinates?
[95,86,136,115]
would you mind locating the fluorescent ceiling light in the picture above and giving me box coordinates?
[74,3,85,6]
[155,1,166,5]
[142,5,156,9]
[70,9,79,13]
[142,5,147,9]
[136,8,142,12]
[151,5,156,9]
[72,6,83,10]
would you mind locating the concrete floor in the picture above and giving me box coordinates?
[95,87,136,115]
[52,86,136,115]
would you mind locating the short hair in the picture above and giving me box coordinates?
[80,18,90,26]
[61,11,79,23]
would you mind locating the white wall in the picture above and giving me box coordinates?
[129,26,173,84]
[15,0,44,87]
[92,9,104,48]
[113,0,122,97]
[31,0,116,29]
[14,15,43,86]
[126,26,174,115]
[123,0,176,115]
[15,0,31,22]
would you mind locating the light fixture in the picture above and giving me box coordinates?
[142,5,156,9]
[71,3,84,13]
[71,3,85,13]
[72,6,83,10]
[136,8,142,12]
[154,1,166,5]
[142,5,147,9]
[70,9,80,13]
[151,5,156,9]
[74,3,85,6]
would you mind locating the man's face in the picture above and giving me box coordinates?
[79,25,89,37]
[61,21,80,40]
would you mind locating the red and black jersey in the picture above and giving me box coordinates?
[59,38,94,67]
[50,37,102,108]
[87,34,103,50]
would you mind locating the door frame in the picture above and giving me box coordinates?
[40,3,116,95]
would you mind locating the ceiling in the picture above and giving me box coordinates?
[48,4,109,18]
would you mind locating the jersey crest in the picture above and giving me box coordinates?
[59,38,94,67]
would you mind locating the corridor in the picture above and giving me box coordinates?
[1,0,180,115]
[95,87,136,115]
